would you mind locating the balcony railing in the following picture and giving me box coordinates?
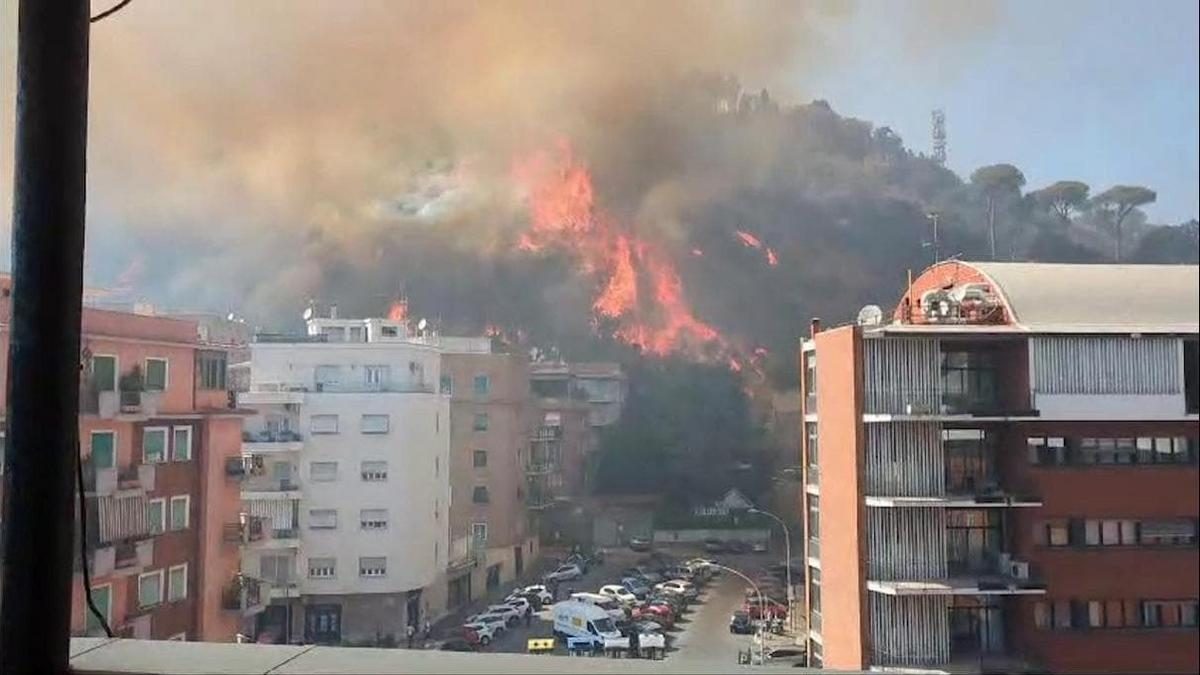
[531,427,562,442]
[243,430,303,443]
[525,462,556,475]
[114,541,140,570]
[807,536,820,560]
[222,576,263,612]
[223,516,266,544]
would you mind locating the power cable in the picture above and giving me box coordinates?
[90,0,132,23]
[77,438,114,637]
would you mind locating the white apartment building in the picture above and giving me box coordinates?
[236,316,475,645]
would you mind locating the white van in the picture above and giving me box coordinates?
[569,592,626,621]
[552,600,622,647]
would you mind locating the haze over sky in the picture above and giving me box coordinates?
[807,0,1199,223]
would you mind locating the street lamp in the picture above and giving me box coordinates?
[747,507,794,635]
[704,562,767,665]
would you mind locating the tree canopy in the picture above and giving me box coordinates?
[1030,180,1090,225]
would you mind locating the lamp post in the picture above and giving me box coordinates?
[705,562,766,665]
[748,507,794,635]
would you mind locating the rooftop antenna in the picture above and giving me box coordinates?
[923,211,941,265]
[931,109,946,166]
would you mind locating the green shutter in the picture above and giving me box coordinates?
[84,585,111,634]
[145,359,167,391]
[91,432,115,469]
[92,356,116,392]
[143,430,166,463]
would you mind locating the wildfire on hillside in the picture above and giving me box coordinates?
[735,229,779,268]
[513,140,728,359]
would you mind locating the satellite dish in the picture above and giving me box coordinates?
[226,312,236,321]
[302,307,313,321]
[417,318,428,331]
[857,304,884,326]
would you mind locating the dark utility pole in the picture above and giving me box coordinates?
[1,1,90,673]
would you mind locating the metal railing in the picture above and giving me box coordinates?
[243,430,303,443]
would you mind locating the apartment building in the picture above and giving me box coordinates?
[801,261,1199,673]
[528,361,626,542]
[235,317,454,645]
[0,282,245,643]
[441,351,539,610]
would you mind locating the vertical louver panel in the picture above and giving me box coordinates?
[867,508,947,580]
[97,493,148,543]
[865,422,945,496]
[870,594,950,666]
[1032,336,1180,395]
[864,338,942,414]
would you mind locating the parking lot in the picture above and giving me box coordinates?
[439,545,803,666]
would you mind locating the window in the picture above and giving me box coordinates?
[473,449,488,468]
[1143,600,1199,628]
[1027,436,1066,466]
[361,461,388,481]
[805,422,818,475]
[197,350,227,390]
[360,414,390,434]
[359,556,387,578]
[171,426,192,461]
[349,326,365,342]
[364,365,389,388]
[1036,600,1089,630]
[1039,519,1070,547]
[84,585,112,635]
[260,555,293,583]
[1141,436,1195,464]
[439,375,453,395]
[144,358,168,391]
[147,498,166,534]
[91,355,117,392]
[308,509,338,529]
[471,522,488,545]
[473,413,489,431]
[1078,437,1137,465]
[321,327,345,342]
[142,427,168,463]
[169,495,190,530]
[1140,520,1198,546]
[473,374,491,396]
[90,431,116,469]
[360,509,388,530]
[310,414,339,434]
[138,570,164,608]
[167,563,188,602]
[1084,519,1137,546]
[310,461,338,482]
[472,486,490,503]
[381,325,398,337]
[308,557,336,579]
[272,460,292,486]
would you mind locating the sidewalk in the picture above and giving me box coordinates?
[427,552,563,642]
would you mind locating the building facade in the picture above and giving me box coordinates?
[236,317,453,645]
[442,351,539,611]
[0,285,244,643]
[801,261,1199,673]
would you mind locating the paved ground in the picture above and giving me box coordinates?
[436,546,798,667]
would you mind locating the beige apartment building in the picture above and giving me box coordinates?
[442,352,540,610]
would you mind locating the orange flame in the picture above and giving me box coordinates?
[514,141,725,358]
[387,299,409,323]
[766,248,779,267]
[735,230,762,249]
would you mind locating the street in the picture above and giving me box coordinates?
[440,547,801,667]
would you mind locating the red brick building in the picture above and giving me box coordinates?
[0,281,245,642]
[800,261,1199,673]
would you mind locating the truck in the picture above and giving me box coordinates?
[552,599,622,649]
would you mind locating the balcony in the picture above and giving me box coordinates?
[222,575,265,616]
[242,429,304,453]
[524,462,556,476]
[531,426,562,443]
[110,539,154,576]
[223,515,266,544]
[242,476,300,496]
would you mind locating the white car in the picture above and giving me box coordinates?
[505,597,532,615]
[655,579,699,599]
[598,584,639,606]
[543,563,583,582]
[461,621,499,646]
[466,613,508,634]
[521,584,554,605]
[486,604,523,625]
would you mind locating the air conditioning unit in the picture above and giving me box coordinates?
[1009,561,1030,580]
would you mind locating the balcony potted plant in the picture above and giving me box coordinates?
[118,365,144,411]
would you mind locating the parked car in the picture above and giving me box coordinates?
[486,603,523,625]
[621,566,663,584]
[751,541,769,554]
[703,538,726,553]
[543,563,584,582]
[742,597,788,620]
[598,584,640,606]
[726,540,751,554]
[628,536,653,552]
[465,612,509,633]
[505,597,532,615]
[632,604,674,628]
[461,621,500,646]
[569,592,626,622]
[621,577,652,599]
[729,611,755,635]
[565,553,591,573]
[655,579,699,600]
[634,620,663,634]
[440,637,478,652]
[511,584,554,606]
[551,600,622,648]
[648,594,686,614]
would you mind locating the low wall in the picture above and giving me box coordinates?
[652,528,770,544]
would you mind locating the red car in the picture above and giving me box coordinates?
[633,605,675,628]
[742,597,788,620]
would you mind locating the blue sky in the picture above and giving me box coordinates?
[802,0,1199,223]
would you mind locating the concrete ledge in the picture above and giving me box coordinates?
[68,638,818,674]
